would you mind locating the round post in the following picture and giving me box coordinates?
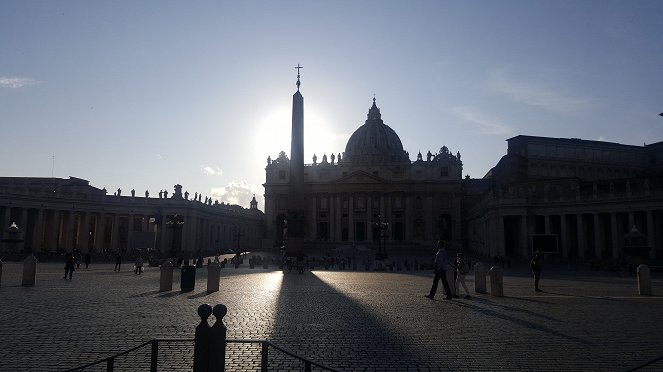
[488,266,504,297]
[637,264,652,296]
[207,262,220,293]
[209,304,228,372]
[159,260,173,292]
[193,304,213,372]
[474,262,487,294]
[22,254,37,286]
[0,259,3,288]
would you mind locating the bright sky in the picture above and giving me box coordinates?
[2,1,662,210]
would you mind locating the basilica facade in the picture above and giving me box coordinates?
[264,98,466,254]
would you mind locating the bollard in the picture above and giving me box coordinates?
[0,259,3,288]
[159,261,173,292]
[181,265,196,292]
[474,262,487,294]
[488,266,504,297]
[193,304,213,372]
[22,254,37,286]
[445,268,456,297]
[207,262,220,293]
[208,304,227,372]
[637,264,652,296]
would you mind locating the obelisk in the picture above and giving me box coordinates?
[286,64,306,257]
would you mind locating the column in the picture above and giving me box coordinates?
[111,214,120,252]
[577,214,586,258]
[348,195,354,242]
[19,208,28,252]
[159,214,168,254]
[79,212,90,253]
[497,214,505,256]
[51,210,61,252]
[65,211,76,252]
[95,214,106,252]
[544,215,551,234]
[560,214,568,258]
[309,195,317,241]
[647,210,655,258]
[425,194,434,240]
[2,206,11,229]
[32,209,44,253]
[593,214,602,258]
[335,194,342,241]
[404,195,412,240]
[519,215,528,257]
[610,213,620,259]
[628,212,635,231]
[385,194,391,242]
[127,215,135,252]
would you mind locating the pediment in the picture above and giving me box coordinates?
[335,170,386,184]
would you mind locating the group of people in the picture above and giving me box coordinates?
[425,240,544,299]
[425,241,472,300]
[64,251,145,279]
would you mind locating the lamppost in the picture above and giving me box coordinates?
[234,229,243,261]
[374,214,389,260]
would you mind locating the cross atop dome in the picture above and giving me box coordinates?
[368,96,381,121]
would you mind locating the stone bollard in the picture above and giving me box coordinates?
[488,266,504,297]
[22,254,37,286]
[193,303,227,372]
[474,262,487,294]
[159,261,173,292]
[637,264,652,296]
[0,259,3,288]
[445,268,456,297]
[181,265,196,293]
[207,262,220,293]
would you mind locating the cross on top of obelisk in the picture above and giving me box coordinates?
[295,64,303,90]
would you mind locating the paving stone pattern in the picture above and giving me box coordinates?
[0,261,662,371]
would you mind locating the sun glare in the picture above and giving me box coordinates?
[254,105,344,166]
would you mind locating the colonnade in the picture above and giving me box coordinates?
[482,208,663,259]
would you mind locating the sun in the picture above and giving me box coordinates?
[254,105,344,166]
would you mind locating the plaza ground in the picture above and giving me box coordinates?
[0,258,662,371]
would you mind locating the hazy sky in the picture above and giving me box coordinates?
[2,1,662,210]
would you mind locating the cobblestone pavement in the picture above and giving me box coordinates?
[0,260,662,371]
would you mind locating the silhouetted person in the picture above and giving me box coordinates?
[531,251,543,292]
[114,251,122,271]
[134,255,144,275]
[64,253,75,279]
[425,241,453,300]
[84,252,91,269]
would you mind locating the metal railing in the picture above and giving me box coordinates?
[62,337,339,372]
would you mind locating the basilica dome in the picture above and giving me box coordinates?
[344,99,409,165]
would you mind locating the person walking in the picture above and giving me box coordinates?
[531,250,543,292]
[454,253,471,299]
[114,251,122,271]
[84,252,91,269]
[425,241,453,300]
[64,252,75,279]
[134,255,144,275]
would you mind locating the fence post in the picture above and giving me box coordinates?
[159,261,173,292]
[637,264,652,296]
[261,341,268,372]
[209,304,227,372]
[150,339,158,372]
[22,254,37,286]
[488,266,504,297]
[193,304,213,372]
[474,262,487,294]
